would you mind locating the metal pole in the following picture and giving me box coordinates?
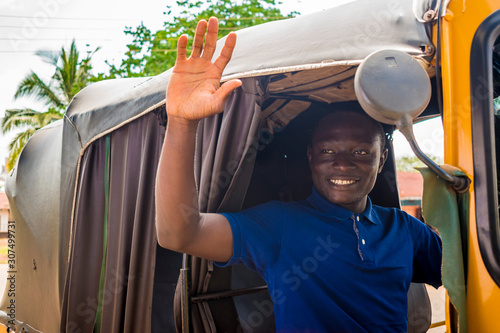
[180,254,191,333]
[399,124,470,193]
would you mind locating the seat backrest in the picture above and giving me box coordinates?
[407,282,432,333]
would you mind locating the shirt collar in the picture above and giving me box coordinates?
[306,187,380,225]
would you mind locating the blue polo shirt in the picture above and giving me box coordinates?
[217,188,442,332]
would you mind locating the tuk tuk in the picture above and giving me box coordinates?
[2,0,500,332]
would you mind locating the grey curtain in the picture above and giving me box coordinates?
[60,111,168,332]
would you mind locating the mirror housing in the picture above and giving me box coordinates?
[354,49,470,192]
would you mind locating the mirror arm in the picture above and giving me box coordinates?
[399,125,471,193]
[353,49,470,193]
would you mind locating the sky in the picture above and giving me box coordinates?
[0,0,443,172]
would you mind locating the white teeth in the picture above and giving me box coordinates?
[329,179,356,185]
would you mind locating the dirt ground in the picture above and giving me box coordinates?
[427,286,446,332]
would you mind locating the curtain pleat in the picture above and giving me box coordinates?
[61,137,107,332]
[61,112,167,332]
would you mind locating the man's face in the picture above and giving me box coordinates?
[307,112,388,213]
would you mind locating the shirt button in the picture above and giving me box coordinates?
[362,239,366,245]
[356,216,360,222]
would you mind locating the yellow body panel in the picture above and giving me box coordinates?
[441,0,500,331]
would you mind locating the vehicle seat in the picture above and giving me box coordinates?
[407,282,432,333]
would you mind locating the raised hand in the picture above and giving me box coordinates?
[157,17,238,262]
[166,17,242,122]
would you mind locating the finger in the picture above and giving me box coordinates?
[176,34,189,61]
[214,79,242,105]
[214,32,237,71]
[191,19,208,58]
[202,17,219,61]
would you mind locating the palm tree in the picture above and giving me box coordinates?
[1,40,99,171]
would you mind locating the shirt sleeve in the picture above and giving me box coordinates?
[214,201,284,278]
[407,214,443,288]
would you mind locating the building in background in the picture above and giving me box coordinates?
[0,162,6,193]
[0,192,9,235]
[0,156,9,235]
[397,171,424,220]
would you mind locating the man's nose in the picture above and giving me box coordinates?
[331,152,355,169]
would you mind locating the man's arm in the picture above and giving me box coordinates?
[410,218,443,288]
[155,17,242,262]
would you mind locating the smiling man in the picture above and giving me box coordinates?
[155,17,442,332]
[308,111,388,214]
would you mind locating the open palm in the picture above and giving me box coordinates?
[166,17,242,121]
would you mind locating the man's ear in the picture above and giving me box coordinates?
[307,145,312,164]
[378,148,388,173]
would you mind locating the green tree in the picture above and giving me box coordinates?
[1,40,99,171]
[93,0,298,79]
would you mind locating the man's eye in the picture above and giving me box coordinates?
[354,150,369,155]
[321,149,334,154]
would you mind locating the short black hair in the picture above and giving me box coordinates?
[309,102,388,151]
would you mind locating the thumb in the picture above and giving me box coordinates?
[215,79,242,105]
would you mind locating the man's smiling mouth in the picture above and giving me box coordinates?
[329,179,357,185]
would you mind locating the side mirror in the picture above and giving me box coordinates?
[354,49,470,192]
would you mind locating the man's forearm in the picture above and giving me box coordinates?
[155,117,201,250]
[154,18,239,259]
